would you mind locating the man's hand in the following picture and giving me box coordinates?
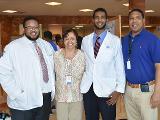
[150,92,160,108]
[106,91,121,106]
[151,63,160,108]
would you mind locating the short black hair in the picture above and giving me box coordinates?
[62,28,78,40]
[128,8,145,18]
[55,34,62,40]
[93,8,107,19]
[44,31,53,40]
[22,16,39,28]
[54,34,62,44]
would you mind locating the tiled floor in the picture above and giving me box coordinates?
[49,114,56,120]
[49,112,86,120]
[49,111,100,120]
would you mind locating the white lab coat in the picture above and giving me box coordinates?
[0,36,55,110]
[80,31,125,97]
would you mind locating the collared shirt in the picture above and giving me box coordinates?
[122,29,160,84]
[93,30,107,47]
[0,36,55,110]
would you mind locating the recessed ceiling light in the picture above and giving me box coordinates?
[79,9,93,12]
[2,10,17,13]
[72,27,80,29]
[145,25,152,27]
[122,25,152,28]
[123,3,129,7]
[75,25,83,28]
[122,25,129,28]
[45,2,62,6]
[145,10,155,13]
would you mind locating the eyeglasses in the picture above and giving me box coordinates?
[25,26,39,31]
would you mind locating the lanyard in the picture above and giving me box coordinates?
[65,59,72,76]
[128,37,133,60]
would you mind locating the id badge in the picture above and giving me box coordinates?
[65,75,72,85]
[127,60,131,69]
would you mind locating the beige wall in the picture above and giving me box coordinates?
[48,24,62,36]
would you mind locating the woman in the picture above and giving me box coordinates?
[54,29,85,120]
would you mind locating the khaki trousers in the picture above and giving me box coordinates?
[124,85,158,120]
[56,101,83,120]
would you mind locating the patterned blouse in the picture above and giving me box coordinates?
[54,49,85,102]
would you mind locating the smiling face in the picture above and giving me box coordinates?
[93,11,107,31]
[24,19,40,41]
[64,32,77,49]
[129,11,145,36]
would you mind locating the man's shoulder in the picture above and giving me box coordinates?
[38,38,49,44]
[143,29,159,40]
[3,36,26,53]
[107,32,120,40]
[121,33,129,43]
[122,33,129,39]
[38,38,53,47]
[6,36,24,47]
[81,33,93,48]
[38,38,55,53]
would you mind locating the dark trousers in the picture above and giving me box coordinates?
[83,85,116,120]
[10,92,51,120]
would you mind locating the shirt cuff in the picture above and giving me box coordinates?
[115,87,125,93]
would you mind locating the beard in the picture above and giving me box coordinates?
[25,32,40,41]
[94,23,106,30]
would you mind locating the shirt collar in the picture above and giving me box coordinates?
[129,28,145,38]
[93,30,107,43]
[23,35,40,45]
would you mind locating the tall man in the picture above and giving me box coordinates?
[80,8,126,120]
[0,16,55,120]
[122,8,160,120]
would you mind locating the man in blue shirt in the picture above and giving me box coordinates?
[44,31,59,51]
[122,8,160,120]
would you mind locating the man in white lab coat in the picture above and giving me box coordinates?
[0,16,55,120]
[81,8,125,120]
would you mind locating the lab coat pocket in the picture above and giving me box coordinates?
[100,48,114,62]
[14,90,27,108]
[101,78,116,94]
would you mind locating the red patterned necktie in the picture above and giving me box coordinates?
[94,36,100,58]
[34,42,49,82]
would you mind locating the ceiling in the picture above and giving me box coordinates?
[0,0,159,16]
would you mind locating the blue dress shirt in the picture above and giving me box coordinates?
[93,30,107,47]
